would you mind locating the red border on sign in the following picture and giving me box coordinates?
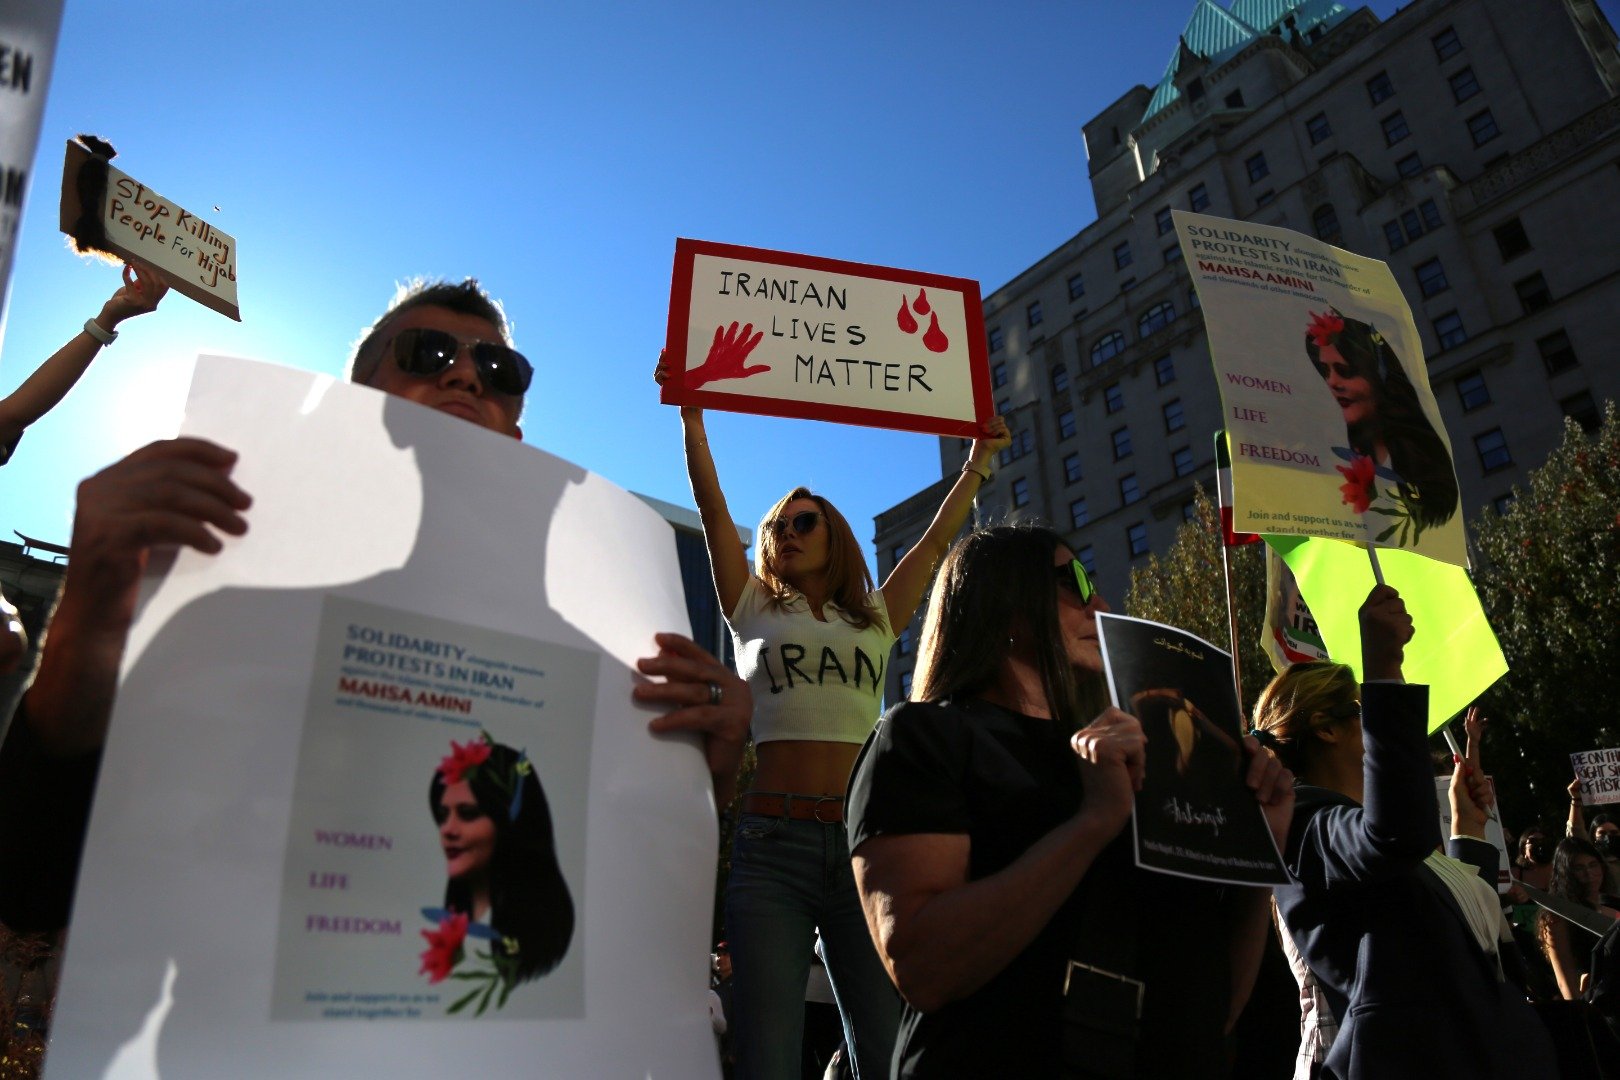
[661,238,992,438]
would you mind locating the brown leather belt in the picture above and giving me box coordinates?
[740,791,845,823]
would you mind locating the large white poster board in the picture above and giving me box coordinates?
[46,357,719,1078]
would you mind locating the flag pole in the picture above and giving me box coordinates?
[1367,544,1386,586]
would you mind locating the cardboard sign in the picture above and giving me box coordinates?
[0,1,66,343]
[1175,210,1466,567]
[1434,775,1512,892]
[1572,749,1620,806]
[661,238,990,437]
[58,139,240,320]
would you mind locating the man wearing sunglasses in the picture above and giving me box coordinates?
[1,278,751,935]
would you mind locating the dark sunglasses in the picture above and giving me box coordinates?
[391,327,533,397]
[768,510,824,539]
[1053,559,1096,605]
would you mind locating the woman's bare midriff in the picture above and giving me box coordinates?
[751,740,864,798]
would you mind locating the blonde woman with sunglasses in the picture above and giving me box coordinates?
[660,344,1006,1080]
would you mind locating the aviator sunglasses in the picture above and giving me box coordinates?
[1053,559,1097,605]
[768,510,825,539]
[391,327,534,397]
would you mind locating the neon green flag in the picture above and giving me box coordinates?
[1265,536,1507,733]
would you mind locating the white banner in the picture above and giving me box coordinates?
[0,0,65,346]
[47,357,719,1078]
[1571,749,1620,807]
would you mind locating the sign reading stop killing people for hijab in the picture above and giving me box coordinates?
[661,238,993,437]
[1174,210,1466,567]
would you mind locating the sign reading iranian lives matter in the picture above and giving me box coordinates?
[1571,749,1620,807]
[1095,613,1288,887]
[58,137,240,319]
[662,238,992,438]
[1174,210,1466,568]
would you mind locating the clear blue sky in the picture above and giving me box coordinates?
[0,0,1534,575]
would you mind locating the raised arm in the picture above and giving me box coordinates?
[880,416,1010,631]
[1568,777,1589,839]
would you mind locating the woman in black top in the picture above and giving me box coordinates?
[845,524,1294,1078]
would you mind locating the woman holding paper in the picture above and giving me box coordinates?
[1252,589,1557,1078]
[845,524,1294,1078]
[658,336,1008,1079]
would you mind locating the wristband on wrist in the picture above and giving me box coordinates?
[83,318,118,345]
[962,461,991,483]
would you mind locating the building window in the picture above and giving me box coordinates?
[1114,242,1133,270]
[1187,76,1206,102]
[1052,364,1070,395]
[1312,204,1341,242]
[1474,428,1511,472]
[890,543,908,568]
[1456,371,1490,412]
[1172,446,1195,476]
[1077,545,1097,575]
[1467,109,1500,146]
[898,627,913,655]
[1119,277,1138,294]
[899,670,913,698]
[1223,89,1245,108]
[1367,70,1395,105]
[1255,189,1276,207]
[997,398,1010,415]
[988,325,1004,351]
[1182,500,1198,523]
[1562,391,1602,433]
[1450,67,1481,102]
[1127,522,1150,557]
[1414,258,1449,298]
[1433,311,1467,350]
[1090,331,1126,366]
[1067,273,1086,301]
[1163,398,1185,432]
[1027,300,1044,327]
[1381,111,1411,145]
[1163,244,1179,267]
[1396,152,1423,178]
[1120,474,1141,505]
[1515,272,1551,315]
[1138,301,1177,338]
[1011,477,1031,507]
[992,361,1009,388]
[1189,183,1210,212]
[1154,354,1177,386]
[1492,493,1515,516]
[1419,199,1443,231]
[1155,206,1174,235]
[1112,427,1133,460]
[1058,409,1077,439]
[1070,497,1090,528]
[1383,220,1407,253]
[1104,383,1125,414]
[1188,288,1200,310]
[1064,452,1083,484]
[1305,112,1332,144]
[1432,25,1462,62]
[1246,152,1269,183]
[1493,218,1531,260]
[1537,330,1578,373]
[1000,429,1034,465]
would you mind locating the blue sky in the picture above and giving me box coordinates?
[0,0,1522,577]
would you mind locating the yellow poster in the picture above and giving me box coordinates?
[1175,210,1466,567]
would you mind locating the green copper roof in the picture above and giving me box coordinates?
[1141,0,1351,124]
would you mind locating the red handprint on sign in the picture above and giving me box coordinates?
[685,322,770,388]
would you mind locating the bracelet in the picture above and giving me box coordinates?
[961,461,991,483]
[83,318,118,345]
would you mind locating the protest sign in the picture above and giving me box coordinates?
[1434,776,1512,892]
[58,138,240,320]
[0,0,64,343]
[661,238,991,437]
[1262,541,1329,673]
[1096,613,1288,887]
[1571,749,1620,806]
[1175,210,1466,567]
[46,358,718,1077]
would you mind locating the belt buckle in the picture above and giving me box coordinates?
[1063,960,1144,1020]
[810,796,841,823]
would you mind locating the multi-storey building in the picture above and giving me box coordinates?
[875,0,1620,701]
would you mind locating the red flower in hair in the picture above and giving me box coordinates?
[1307,310,1345,348]
[437,739,492,784]
[418,912,469,984]
[1336,454,1377,514]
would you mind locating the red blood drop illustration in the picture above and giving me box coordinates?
[897,296,919,334]
[923,312,949,353]
[912,288,932,316]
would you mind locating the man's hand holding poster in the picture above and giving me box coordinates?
[661,238,992,437]
[1175,211,1466,567]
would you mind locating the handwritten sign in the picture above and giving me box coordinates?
[661,238,990,437]
[1572,749,1620,806]
[1434,776,1512,891]
[1175,210,1465,567]
[58,139,240,320]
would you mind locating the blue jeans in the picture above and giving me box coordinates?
[726,812,900,1080]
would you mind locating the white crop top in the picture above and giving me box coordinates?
[727,576,896,745]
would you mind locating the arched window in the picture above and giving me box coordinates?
[1313,203,1342,243]
[1090,331,1126,366]
[1137,301,1176,339]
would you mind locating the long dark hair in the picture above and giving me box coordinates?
[1306,310,1458,529]
[429,742,574,982]
[1538,837,1604,953]
[913,525,1105,727]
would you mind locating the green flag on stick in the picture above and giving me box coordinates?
[1265,536,1507,733]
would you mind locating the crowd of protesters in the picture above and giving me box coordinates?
[5,266,1620,1080]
